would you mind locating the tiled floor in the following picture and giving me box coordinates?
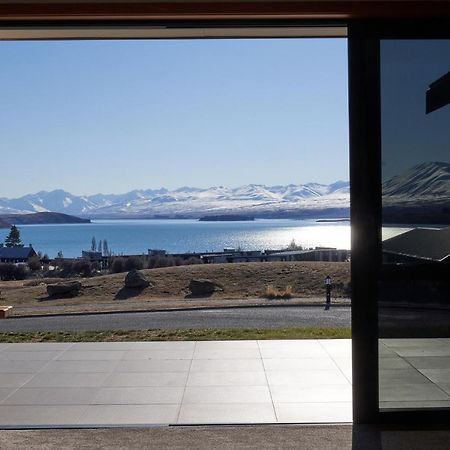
[0,339,352,427]
[379,338,450,410]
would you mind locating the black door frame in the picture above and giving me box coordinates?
[348,19,450,424]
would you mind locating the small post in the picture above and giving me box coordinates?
[325,275,332,310]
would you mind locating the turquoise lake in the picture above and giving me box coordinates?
[0,219,409,258]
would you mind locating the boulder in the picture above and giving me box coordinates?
[0,306,13,319]
[188,278,222,296]
[47,281,81,298]
[124,270,150,289]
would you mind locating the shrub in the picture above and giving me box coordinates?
[28,256,42,272]
[110,254,203,273]
[186,256,203,265]
[110,257,126,274]
[13,264,28,280]
[0,263,28,281]
[124,256,144,271]
[72,259,93,277]
[263,284,293,299]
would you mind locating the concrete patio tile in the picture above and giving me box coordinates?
[270,385,352,403]
[2,343,73,352]
[186,371,267,387]
[23,372,110,388]
[0,373,34,388]
[405,356,450,370]
[56,351,127,361]
[190,358,264,373]
[183,386,272,404]
[379,369,433,385]
[193,349,261,360]
[103,372,188,387]
[195,341,259,349]
[178,403,276,424]
[259,347,329,359]
[39,360,120,373]
[341,368,352,383]
[382,339,446,348]
[266,369,349,386]
[70,342,137,351]
[122,349,193,360]
[382,339,450,358]
[393,348,450,358]
[418,369,450,384]
[0,351,63,361]
[0,405,88,426]
[379,357,412,370]
[2,387,98,405]
[378,344,399,358]
[319,340,352,357]
[379,383,450,402]
[131,341,196,349]
[93,387,185,404]
[132,341,196,350]
[258,340,323,349]
[78,404,179,425]
[0,360,49,373]
[114,359,191,373]
[433,384,450,395]
[380,400,450,409]
[0,388,15,402]
[263,358,337,371]
[0,339,355,426]
[332,357,353,371]
[275,402,352,423]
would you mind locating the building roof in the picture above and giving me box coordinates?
[0,246,36,259]
[382,227,450,262]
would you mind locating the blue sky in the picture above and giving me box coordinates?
[381,40,450,181]
[0,38,348,197]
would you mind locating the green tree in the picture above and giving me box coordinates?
[4,225,23,248]
[91,236,97,252]
[103,239,110,257]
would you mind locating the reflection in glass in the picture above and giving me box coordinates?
[379,40,450,411]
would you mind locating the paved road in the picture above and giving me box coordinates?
[0,306,351,332]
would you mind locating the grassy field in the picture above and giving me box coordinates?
[0,327,351,343]
[0,261,350,315]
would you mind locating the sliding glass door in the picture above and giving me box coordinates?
[378,39,450,411]
[349,22,450,423]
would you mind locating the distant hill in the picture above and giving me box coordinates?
[0,212,90,228]
[0,218,10,229]
[383,161,450,200]
[199,215,255,222]
[383,161,450,224]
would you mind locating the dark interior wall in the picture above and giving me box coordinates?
[1,1,450,22]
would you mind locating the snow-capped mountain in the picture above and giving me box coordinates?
[383,161,450,205]
[0,181,350,218]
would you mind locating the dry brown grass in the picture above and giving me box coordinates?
[263,284,293,299]
[0,261,350,314]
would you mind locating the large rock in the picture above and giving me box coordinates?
[124,270,150,289]
[47,281,81,298]
[188,278,222,296]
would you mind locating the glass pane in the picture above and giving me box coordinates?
[379,40,450,411]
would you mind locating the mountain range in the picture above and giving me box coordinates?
[383,161,450,205]
[0,162,448,220]
[382,161,450,224]
[0,181,350,219]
